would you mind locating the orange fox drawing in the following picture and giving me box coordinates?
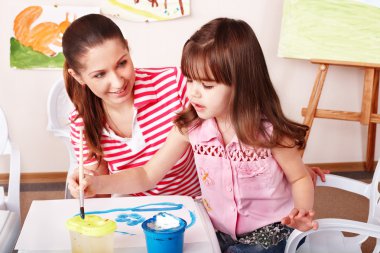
[13,6,72,57]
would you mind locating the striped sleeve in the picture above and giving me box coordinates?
[69,111,98,167]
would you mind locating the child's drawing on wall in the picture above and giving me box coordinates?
[102,0,190,22]
[10,5,99,69]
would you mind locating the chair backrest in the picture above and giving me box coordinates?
[0,106,21,218]
[47,79,76,198]
[369,161,380,225]
[0,107,9,155]
[285,165,380,253]
[47,79,74,137]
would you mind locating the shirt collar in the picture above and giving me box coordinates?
[197,118,239,144]
[103,107,138,139]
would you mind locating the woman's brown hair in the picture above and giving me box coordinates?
[62,14,128,162]
[176,17,308,149]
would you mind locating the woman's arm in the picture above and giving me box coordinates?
[84,159,109,176]
[306,165,330,185]
[69,126,190,197]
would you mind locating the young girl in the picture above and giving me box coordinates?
[62,14,201,198]
[70,17,318,252]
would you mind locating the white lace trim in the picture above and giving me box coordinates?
[193,144,271,162]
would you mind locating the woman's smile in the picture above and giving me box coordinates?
[110,83,129,97]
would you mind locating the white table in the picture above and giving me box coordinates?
[16,196,221,253]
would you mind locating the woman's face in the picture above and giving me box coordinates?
[69,38,135,107]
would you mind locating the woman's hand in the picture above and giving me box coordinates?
[306,166,330,185]
[67,168,98,198]
[281,208,318,232]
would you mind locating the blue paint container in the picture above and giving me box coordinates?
[141,212,187,253]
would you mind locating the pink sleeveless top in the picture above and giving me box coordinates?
[188,118,293,238]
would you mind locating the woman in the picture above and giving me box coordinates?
[62,13,201,197]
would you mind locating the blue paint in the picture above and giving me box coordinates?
[115,230,136,236]
[77,202,183,216]
[115,214,128,220]
[73,202,196,235]
[186,210,196,229]
[130,213,142,218]
[116,213,145,226]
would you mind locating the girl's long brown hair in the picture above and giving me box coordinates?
[62,14,128,162]
[176,18,308,149]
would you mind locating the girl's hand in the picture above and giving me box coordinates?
[307,166,330,185]
[281,208,318,232]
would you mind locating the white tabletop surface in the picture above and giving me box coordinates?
[16,196,220,253]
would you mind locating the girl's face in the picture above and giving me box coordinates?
[69,38,135,107]
[186,78,232,121]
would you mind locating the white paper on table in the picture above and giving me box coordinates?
[15,196,209,251]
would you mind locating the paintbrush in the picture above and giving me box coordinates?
[78,127,85,219]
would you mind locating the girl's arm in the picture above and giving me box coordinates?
[272,139,318,231]
[69,126,190,197]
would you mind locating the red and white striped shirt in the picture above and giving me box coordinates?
[70,67,201,197]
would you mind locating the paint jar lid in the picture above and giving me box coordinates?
[66,214,116,237]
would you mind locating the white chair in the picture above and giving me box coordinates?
[285,163,380,253]
[0,106,21,253]
[47,78,76,199]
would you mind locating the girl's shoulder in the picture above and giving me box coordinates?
[252,120,274,146]
[262,120,274,135]
[187,119,216,141]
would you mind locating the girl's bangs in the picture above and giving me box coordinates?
[181,45,215,82]
[182,39,232,85]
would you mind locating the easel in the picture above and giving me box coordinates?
[302,59,380,171]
